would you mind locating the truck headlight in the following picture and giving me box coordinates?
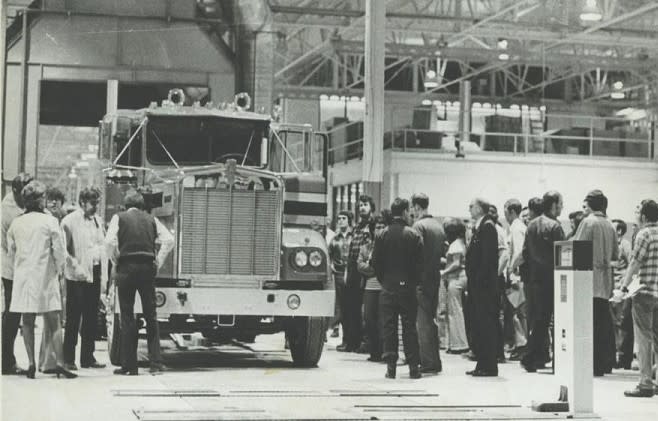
[309,250,323,267]
[294,250,308,267]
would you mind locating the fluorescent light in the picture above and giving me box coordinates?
[498,53,510,61]
[615,107,635,116]
[610,92,625,99]
[580,0,602,22]
[421,99,432,106]
[613,81,624,90]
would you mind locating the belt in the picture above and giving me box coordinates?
[118,255,155,264]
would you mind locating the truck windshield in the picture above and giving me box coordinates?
[146,116,266,166]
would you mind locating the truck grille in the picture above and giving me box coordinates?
[181,189,280,276]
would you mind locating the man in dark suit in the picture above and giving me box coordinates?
[521,191,565,373]
[373,198,424,379]
[465,198,499,376]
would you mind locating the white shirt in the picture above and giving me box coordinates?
[61,209,107,283]
[104,209,174,270]
[507,218,527,278]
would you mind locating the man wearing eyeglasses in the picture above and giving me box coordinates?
[61,187,108,370]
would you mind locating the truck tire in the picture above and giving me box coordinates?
[286,317,326,367]
[106,289,121,366]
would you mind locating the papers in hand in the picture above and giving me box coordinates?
[610,275,643,303]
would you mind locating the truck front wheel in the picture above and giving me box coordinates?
[285,317,326,367]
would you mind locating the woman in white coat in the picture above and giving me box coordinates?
[6,181,76,379]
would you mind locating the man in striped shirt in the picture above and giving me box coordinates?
[620,199,658,398]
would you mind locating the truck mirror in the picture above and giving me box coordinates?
[261,137,268,166]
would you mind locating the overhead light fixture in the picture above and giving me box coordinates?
[611,80,625,99]
[424,69,439,89]
[421,99,432,106]
[497,38,509,61]
[580,0,602,22]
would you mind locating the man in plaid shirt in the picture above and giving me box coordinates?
[338,195,375,352]
[620,199,658,398]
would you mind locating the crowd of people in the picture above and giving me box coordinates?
[2,171,656,398]
[327,190,658,398]
[1,173,173,379]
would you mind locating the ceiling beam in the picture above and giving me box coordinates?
[331,40,657,71]
[545,2,658,50]
[446,0,535,46]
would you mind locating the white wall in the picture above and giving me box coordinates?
[329,152,658,221]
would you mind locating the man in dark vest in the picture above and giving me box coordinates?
[373,198,424,379]
[105,191,174,375]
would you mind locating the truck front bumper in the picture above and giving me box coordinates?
[123,288,335,318]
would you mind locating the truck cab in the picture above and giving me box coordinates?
[99,91,333,367]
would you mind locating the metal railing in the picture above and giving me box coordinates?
[326,122,655,165]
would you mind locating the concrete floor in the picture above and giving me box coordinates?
[2,330,657,421]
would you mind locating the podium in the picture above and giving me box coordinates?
[551,240,594,416]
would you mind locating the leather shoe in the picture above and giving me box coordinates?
[367,355,382,362]
[336,344,354,352]
[521,360,537,373]
[409,365,422,379]
[2,365,28,375]
[81,361,106,369]
[385,362,396,379]
[355,344,369,354]
[62,363,78,371]
[149,363,168,374]
[624,387,654,398]
[470,369,498,377]
[113,368,138,376]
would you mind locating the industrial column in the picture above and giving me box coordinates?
[362,0,385,209]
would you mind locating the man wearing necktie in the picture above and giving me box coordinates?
[62,187,108,370]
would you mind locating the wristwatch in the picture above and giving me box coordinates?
[621,286,629,294]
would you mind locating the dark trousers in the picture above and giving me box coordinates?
[497,275,506,359]
[2,278,21,371]
[63,265,101,365]
[116,261,161,371]
[381,288,420,366]
[416,283,441,370]
[343,282,364,349]
[611,298,634,367]
[593,297,616,374]
[469,285,499,372]
[523,280,553,366]
[363,289,382,358]
[331,276,345,330]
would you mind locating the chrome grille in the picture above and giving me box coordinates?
[181,189,280,276]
